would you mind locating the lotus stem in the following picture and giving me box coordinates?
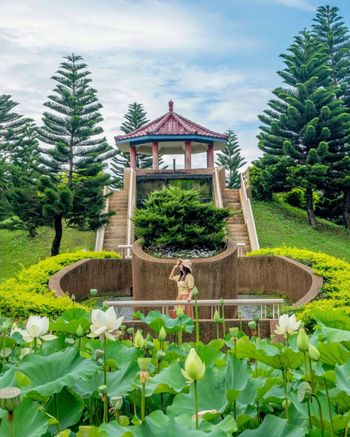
[220,301,226,337]
[103,335,108,423]
[303,352,309,382]
[282,369,289,420]
[194,380,199,430]
[194,295,199,347]
[178,321,183,347]
[307,399,312,430]
[8,412,14,437]
[141,382,146,421]
[308,355,315,392]
[324,378,334,437]
[33,337,38,353]
[216,322,219,340]
[312,394,324,437]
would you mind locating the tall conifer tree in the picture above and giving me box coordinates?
[216,130,246,188]
[38,54,114,255]
[312,6,350,228]
[258,31,349,227]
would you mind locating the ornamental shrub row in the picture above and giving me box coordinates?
[0,250,119,318]
[249,247,350,325]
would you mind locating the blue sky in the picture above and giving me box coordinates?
[0,0,349,168]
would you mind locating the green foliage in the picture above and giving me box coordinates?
[2,307,350,434]
[0,250,119,318]
[38,53,113,255]
[133,186,231,250]
[276,188,320,209]
[216,130,246,189]
[249,247,350,325]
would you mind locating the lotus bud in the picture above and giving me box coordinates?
[213,310,221,324]
[229,327,239,337]
[192,287,199,298]
[181,348,206,383]
[248,320,256,331]
[297,328,309,352]
[71,294,76,301]
[102,300,109,311]
[297,381,312,402]
[138,357,151,371]
[308,344,320,361]
[159,327,167,341]
[110,395,123,410]
[140,370,149,384]
[76,324,84,338]
[220,298,224,306]
[127,327,134,335]
[133,330,145,349]
[98,384,107,395]
[157,350,166,360]
[120,324,126,332]
[176,305,184,318]
[0,387,22,411]
[90,288,98,297]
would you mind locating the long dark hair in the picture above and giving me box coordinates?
[178,266,191,281]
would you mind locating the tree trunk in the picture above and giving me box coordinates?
[305,187,317,227]
[28,226,37,238]
[343,189,350,229]
[51,214,63,256]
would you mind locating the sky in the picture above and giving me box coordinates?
[0,0,349,169]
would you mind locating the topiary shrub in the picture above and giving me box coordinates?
[249,247,350,326]
[0,250,119,318]
[133,186,231,250]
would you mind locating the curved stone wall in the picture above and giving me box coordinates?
[237,255,322,306]
[49,258,132,301]
[132,239,238,318]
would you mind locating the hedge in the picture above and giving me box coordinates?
[0,250,119,318]
[249,247,350,325]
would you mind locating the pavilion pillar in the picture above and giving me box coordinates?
[130,145,137,169]
[207,143,214,168]
[152,142,159,169]
[185,141,192,169]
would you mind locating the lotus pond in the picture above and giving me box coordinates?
[0,306,350,436]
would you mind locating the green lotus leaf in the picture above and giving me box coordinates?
[167,367,227,416]
[11,346,98,399]
[133,310,194,334]
[314,310,350,331]
[0,398,48,437]
[336,361,350,396]
[46,387,84,430]
[50,308,91,335]
[146,361,188,395]
[239,414,305,436]
[317,342,350,366]
[100,410,236,436]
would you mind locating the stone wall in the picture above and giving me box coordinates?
[132,239,238,318]
[237,255,322,306]
[49,258,132,301]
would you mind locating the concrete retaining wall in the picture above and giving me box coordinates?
[49,258,132,301]
[237,255,322,306]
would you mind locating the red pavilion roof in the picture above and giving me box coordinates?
[115,100,228,142]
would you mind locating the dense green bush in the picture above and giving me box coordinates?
[276,188,320,209]
[0,250,119,318]
[249,247,350,325]
[134,186,231,250]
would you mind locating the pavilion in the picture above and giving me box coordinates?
[115,100,228,169]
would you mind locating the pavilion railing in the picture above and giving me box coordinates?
[107,298,284,320]
[125,169,136,258]
[239,173,260,251]
[95,186,110,251]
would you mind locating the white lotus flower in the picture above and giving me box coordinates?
[275,314,301,336]
[88,307,124,341]
[12,316,56,344]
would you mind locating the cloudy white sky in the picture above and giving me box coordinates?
[0,0,349,168]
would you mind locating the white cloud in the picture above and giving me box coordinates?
[268,0,315,11]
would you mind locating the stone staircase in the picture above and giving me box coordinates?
[103,191,128,252]
[222,189,251,254]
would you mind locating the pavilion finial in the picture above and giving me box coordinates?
[168,99,174,112]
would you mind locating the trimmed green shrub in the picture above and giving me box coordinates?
[0,250,119,318]
[249,247,350,325]
[133,186,231,250]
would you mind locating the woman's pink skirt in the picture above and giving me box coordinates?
[169,293,194,319]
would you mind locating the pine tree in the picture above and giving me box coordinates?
[216,130,246,188]
[38,53,114,255]
[258,31,350,227]
[312,6,350,228]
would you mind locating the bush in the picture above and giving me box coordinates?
[249,247,350,325]
[276,188,320,209]
[0,250,119,318]
[134,186,231,250]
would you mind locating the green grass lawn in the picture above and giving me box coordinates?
[0,226,95,282]
[252,199,350,262]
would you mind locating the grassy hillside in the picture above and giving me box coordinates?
[252,199,350,263]
[0,226,95,282]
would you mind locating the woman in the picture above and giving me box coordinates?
[169,259,195,318]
